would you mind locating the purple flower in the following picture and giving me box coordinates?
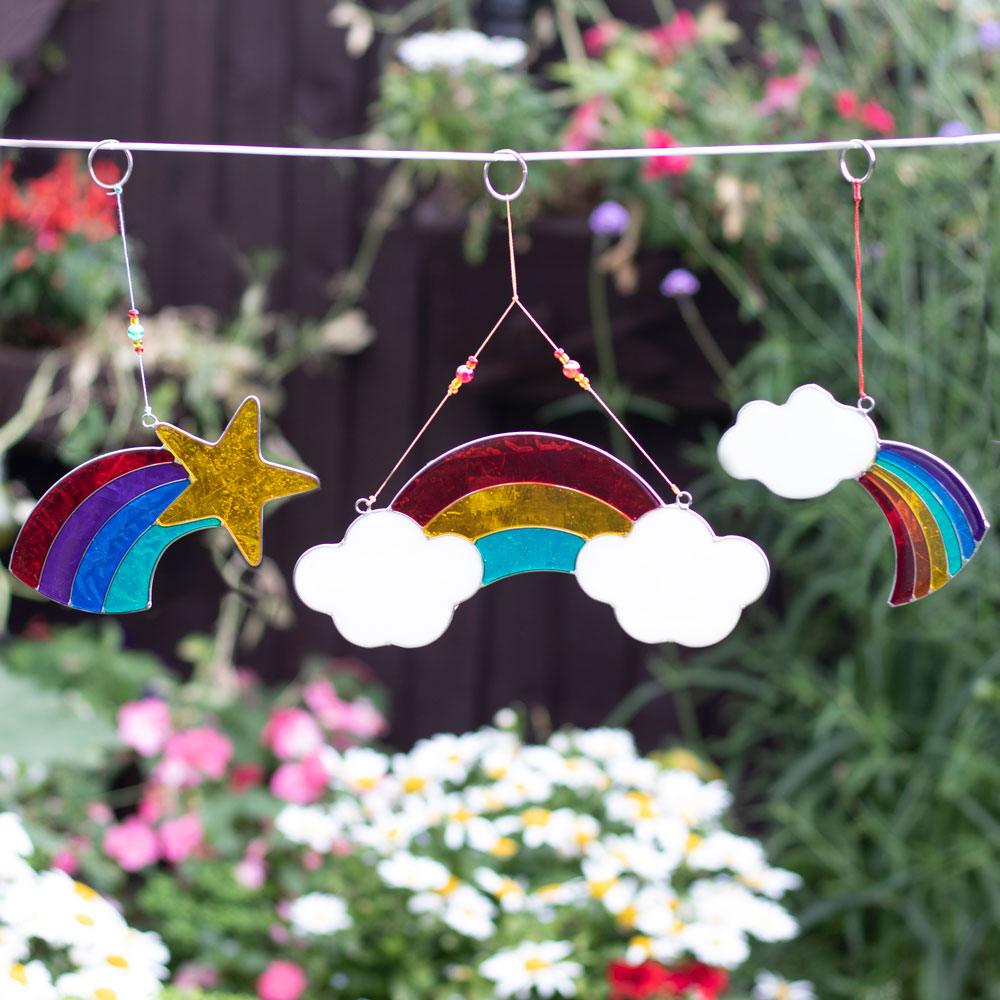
[660,268,700,297]
[979,20,1000,51]
[589,200,630,237]
[937,120,971,138]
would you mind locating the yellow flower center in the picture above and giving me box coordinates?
[491,837,518,858]
[776,987,792,1000]
[521,807,550,827]
[354,776,379,791]
[450,807,475,824]
[628,935,652,954]
[485,765,508,780]
[588,878,618,899]
[76,913,95,927]
[9,965,28,986]
[95,989,118,1000]
[436,875,461,897]
[685,832,703,852]
[524,957,551,972]
[496,879,522,899]
[625,791,656,819]
[574,830,596,848]
[616,904,638,929]
[402,776,426,794]
[106,955,129,969]
[73,881,98,901]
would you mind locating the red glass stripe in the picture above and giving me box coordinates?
[391,433,664,525]
[9,448,175,589]
[859,471,931,604]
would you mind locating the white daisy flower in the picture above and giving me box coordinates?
[396,30,527,72]
[680,922,751,968]
[288,893,352,936]
[3,960,58,999]
[274,804,342,853]
[753,971,818,999]
[479,940,582,999]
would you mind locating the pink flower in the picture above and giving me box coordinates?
[834,88,859,120]
[342,699,386,740]
[235,855,267,889]
[755,73,806,115]
[162,727,233,784]
[860,100,895,135]
[174,965,219,991]
[263,708,324,760]
[103,818,160,872]
[648,10,697,62]
[159,813,203,864]
[257,960,307,1000]
[137,783,175,824]
[85,802,113,825]
[270,753,329,805]
[302,850,322,872]
[642,128,692,179]
[582,20,620,57]
[562,96,605,154]
[52,849,79,875]
[117,699,172,758]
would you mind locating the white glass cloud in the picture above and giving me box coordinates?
[575,506,769,647]
[717,383,878,499]
[293,509,483,648]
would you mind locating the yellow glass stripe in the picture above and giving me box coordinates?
[424,483,633,540]
[869,465,949,592]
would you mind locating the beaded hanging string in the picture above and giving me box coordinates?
[88,140,156,428]
[357,149,688,513]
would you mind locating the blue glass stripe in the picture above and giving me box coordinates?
[877,450,976,560]
[103,517,220,613]
[874,455,962,574]
[69,481,189,612]
[476,527,586,586]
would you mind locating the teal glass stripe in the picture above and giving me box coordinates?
[476,527,586,586]
[875,455,962,574]
[103,517,220,613]
[877,451,975,559]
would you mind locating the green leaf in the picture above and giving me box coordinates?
[0,664,117,766]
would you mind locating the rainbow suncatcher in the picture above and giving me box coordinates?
[858,440,989,605]
[389,431,663,584]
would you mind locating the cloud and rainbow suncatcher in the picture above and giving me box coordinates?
[294,432,770,649]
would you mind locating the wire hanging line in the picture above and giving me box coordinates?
[3,132,1000,163]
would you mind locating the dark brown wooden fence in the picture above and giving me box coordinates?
[1,0,746,747]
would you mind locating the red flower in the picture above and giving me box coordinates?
[583,20,620,57]
[642,128,692,179]
[648,10,698,62]
[229,763,266,793]
[834,88,859,120]
[563,96,606,155]
[609,961,729,1000]
[860,99,895,135]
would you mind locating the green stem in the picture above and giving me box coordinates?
[676,294,738,392]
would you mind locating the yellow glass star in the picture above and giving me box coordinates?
[155,396,319,566]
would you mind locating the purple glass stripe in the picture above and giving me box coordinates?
[37,463,188,605]
[879,442,988,541]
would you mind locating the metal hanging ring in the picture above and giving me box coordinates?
[483,149,528,202]
[675,490,693,509]
[141,411,158,428]
[355,496,375,514]
[87,139,134,190]
[839,138,876,185]
[857,394,876,413]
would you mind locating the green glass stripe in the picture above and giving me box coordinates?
[102,518,220,613]
[875,457,962,575]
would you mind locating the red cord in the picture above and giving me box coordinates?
[852,180,865,399]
